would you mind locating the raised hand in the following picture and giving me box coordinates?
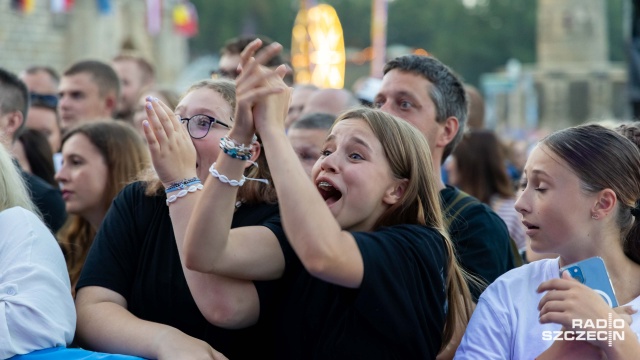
[232,39,290,142]
[143,97,197,187]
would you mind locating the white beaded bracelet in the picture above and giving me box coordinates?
[209,162,246,187]
[166,183,204,206]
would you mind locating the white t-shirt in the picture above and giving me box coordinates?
[0,207,75,358]
[455,257,640,359]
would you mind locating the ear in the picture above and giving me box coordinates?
[0,111,24,144]
[383,178,408,206]
[435,116,459,149]
[591,188,617,220]
[243,139,262,170]
[105,92,118,115]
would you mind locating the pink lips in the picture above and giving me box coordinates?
[61,190,72,201]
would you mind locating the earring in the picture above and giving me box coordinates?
[592,214,599,220]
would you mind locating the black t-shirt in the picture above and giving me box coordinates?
[21,169,66,233]
[440,185,514,300]
[76,182,286,359]
[259,223,448,360]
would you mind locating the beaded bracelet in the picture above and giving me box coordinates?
[219,134,255,161]
[165,177,200,194]
[166,183,204,206]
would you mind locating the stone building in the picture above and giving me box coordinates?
[0,0,188,86]
[482,0,628,132]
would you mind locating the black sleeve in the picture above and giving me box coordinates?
[24,172,67,233]
[76,183,147,298]
[451,203,515,299]
[352,225,448,354]
[254,213,300,321]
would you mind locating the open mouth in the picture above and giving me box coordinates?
[522,221,539,230]
[317,181,343,205]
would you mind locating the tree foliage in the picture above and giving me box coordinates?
[188,0,625,86]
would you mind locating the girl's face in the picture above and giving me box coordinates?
[311,118,404,232]
[55,133,109,221]
[174,87,233,182]
[515,144,599,257]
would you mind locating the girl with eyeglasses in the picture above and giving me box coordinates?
[74,79,286,359]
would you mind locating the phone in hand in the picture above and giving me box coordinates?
[559,256,618,308]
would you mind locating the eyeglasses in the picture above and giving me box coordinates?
[180,114,231,139]
[210,68,240,80]
[30,93,58,109]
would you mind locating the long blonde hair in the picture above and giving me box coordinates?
[334,107,475,350]
[57,121,149,288]
[0,144,38,214]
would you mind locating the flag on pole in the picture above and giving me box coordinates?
[96,0,112,15]
[50,0,74,13]
[12,0,35,14]
[173,0,198,38]
[146,0,163,36]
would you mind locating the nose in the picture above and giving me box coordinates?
[319,152,339,174]
[514,190,528,215]
[58,95,70,110]
[54,165,68,184]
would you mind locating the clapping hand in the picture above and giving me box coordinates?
[143,97,197,187]
[232,39,290,143]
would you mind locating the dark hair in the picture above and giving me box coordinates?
[383,55,467,162]
[451,130,513,204]
[58,121,149,287]
[0,67,30,138]
[23,66,60,86]
[290,112,335,130]
[221,34,284,68]
[17,128,56,187]
[63,60,121,99]
[112,53,156,84]
[614,122,640,150]
[543,124,640,264]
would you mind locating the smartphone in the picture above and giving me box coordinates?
[559,256,618,308]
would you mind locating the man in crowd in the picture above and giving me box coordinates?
[374,55,515,299]
[58,60,120,131]
[0,67,66,232]
[300,88,360,119]
[111,54,155,123]
[20,66,62,153]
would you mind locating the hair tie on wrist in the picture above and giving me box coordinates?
[165,177,201,193]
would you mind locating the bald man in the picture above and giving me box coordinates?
[301,88,360,118]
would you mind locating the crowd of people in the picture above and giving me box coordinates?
[1,33,640,359]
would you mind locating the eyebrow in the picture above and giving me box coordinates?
[324,134,372,151]
[525,169,550,178]
[175,107,222,118]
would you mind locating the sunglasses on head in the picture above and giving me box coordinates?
[30,93,58,109]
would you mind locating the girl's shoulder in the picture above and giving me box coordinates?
[353,224,447,261]
[480,258,560,301]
